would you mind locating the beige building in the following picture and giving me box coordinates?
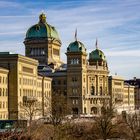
[24,13,136,116]
[0,52,52,120]
[123,83,135,112]
[0,67,9,120]
[125,78,140,110]
[0,12,136,121]
[109,76,135,113]
[109,76,124,113]
[24,13,63,69]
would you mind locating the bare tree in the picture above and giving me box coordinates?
[19,98,42,137]
[93,105,121,140]
[121,111,140,140]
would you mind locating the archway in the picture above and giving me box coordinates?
[72,108,78,115]
[91,107,98,114]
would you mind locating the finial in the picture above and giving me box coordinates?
[39,12,46,23]
[41,10,44,13]
[75,28,77,41]
[95,38,98,49]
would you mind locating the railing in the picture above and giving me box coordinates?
[87,65,107,70]
[23,96,37,102]
[84,94,110,99]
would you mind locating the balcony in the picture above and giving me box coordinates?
[87,65,107,71]
[23,96,37,103]
[115,97,123,102]
[68,95,81,98]
[84,94,110,99]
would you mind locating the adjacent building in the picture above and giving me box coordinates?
[123,83,135,112]
[109,76,135,113]
[109,76,124,113]
[0,52,52,120]
[0,13,137,120]
[24,13,111,116]
[0,67,9,119]
[125,78,140,110]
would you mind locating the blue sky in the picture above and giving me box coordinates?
[0,0,140,79]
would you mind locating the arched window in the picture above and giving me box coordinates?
[0,102,2,108]
[91,85,95,95]
[84,107,86,114]
[3,88,5,96]
[91,107,97,114]
[0,88,1,96]
[100,86,102,95]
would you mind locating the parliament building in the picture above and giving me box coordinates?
[0,13,135,120]
[24,13,134,116]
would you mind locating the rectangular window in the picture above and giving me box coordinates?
[53,49,59,56]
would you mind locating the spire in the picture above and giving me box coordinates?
[95,38,98,49]
[75,28,77,41]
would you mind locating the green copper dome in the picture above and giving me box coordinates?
[26,13,60,40]
[89,48,106,61]
[67,41,86,53]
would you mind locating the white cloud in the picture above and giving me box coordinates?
[0,0,140,78]
[0,1,20,8]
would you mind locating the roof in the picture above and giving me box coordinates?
[89,48,106,61]
[67,40,86,53]
[26,13,60,40]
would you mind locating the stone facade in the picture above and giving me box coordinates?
[125,78,140,110]
[123,83,135,112]
[0,53,52,120]
[24,13,136,116]
[24,13,63,69]
[0,67,9,120]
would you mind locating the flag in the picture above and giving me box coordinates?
[95,38,98,49]
[75,28,77,41]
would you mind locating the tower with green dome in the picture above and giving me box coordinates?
[66,31,87,115]
[89,39,108,69]
[24,13,62,68]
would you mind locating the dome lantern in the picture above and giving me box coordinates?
[39,13,46,23]
[25,13,60,41]
[67,30,86,53]
[89,39,107,66]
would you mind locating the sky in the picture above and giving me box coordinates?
[0,0,140,79]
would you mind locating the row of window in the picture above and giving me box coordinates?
[20,78,34,85]
[124,95,134,98]
[0,113,8,119]
[0,76,7,84]
[89,99,104,104]
[53,80,66,85]
[19,78,51,88]
[123,101,134,104]
[91,86,104,95]
[20,89,41,97]
[114,82,122,86]
[45,91,51,98]
[124,89,134,93]
[20,89,51,98]
[0,88,8,96]
[69,58,86,65]
[30,48,45,56]
[70,59,79,64]
[113,88,123,92]
[72,99,78,105]
[0,101,8,109]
